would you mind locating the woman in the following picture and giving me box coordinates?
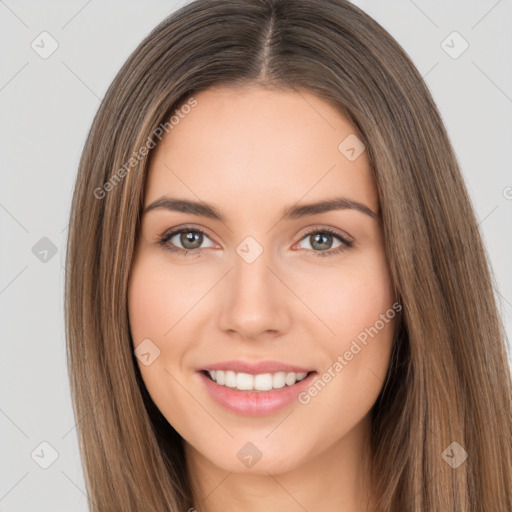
[64,0,512,510]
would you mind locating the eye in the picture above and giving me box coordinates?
[294,228,353,257]
[158,226,353,258]
[159,226,215,256]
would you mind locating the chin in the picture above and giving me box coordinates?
[191,436,312,476]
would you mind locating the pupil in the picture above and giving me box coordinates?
[311,233,332,251]
[181,231,202,249]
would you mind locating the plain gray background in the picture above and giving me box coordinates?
[1,1,511,510]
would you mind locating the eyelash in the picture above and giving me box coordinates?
[158,225,354,258]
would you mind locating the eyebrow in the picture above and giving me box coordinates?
[143,196,379,221]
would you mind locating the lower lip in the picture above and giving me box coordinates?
[198,371,316,416]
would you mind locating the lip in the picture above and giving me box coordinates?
[197,360,317,416]
[199,359,313,375]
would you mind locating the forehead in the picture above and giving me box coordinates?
[145,85,378,217]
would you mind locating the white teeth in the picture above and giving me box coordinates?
[216,370,225,385]
[236,372,254,390]
[272,372,286,389]
[254,373,273,391]
[285,372,297,386]
[224,371,236,388]
[207,370,309,391]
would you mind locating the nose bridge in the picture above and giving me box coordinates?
[231,238,279,307]
[218,235,290,338]
[233,241,273,296]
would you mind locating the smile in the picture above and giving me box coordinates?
[204,370,310,391]
[198,361,317,416]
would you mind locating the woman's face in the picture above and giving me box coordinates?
[128,84,397,476]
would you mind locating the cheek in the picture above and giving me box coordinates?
[127,259,185,397]
[306,248,396,346]
[128,271,170,347]
[128,255,201,348]
[127,260,201,437]
[300,250,397,408]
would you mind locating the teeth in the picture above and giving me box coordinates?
[285,372,297,386]
[272,372,286,389]
[237,372,254,390]
[207,370,309,391]
[254,373,273,391]
[225,371,236,388]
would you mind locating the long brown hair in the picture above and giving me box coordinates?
[64,0,512,510]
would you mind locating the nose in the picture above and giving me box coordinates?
[217,246,292,340]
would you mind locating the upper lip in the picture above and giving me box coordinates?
[199,360,315,375]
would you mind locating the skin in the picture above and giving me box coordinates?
[128,84,397,512]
